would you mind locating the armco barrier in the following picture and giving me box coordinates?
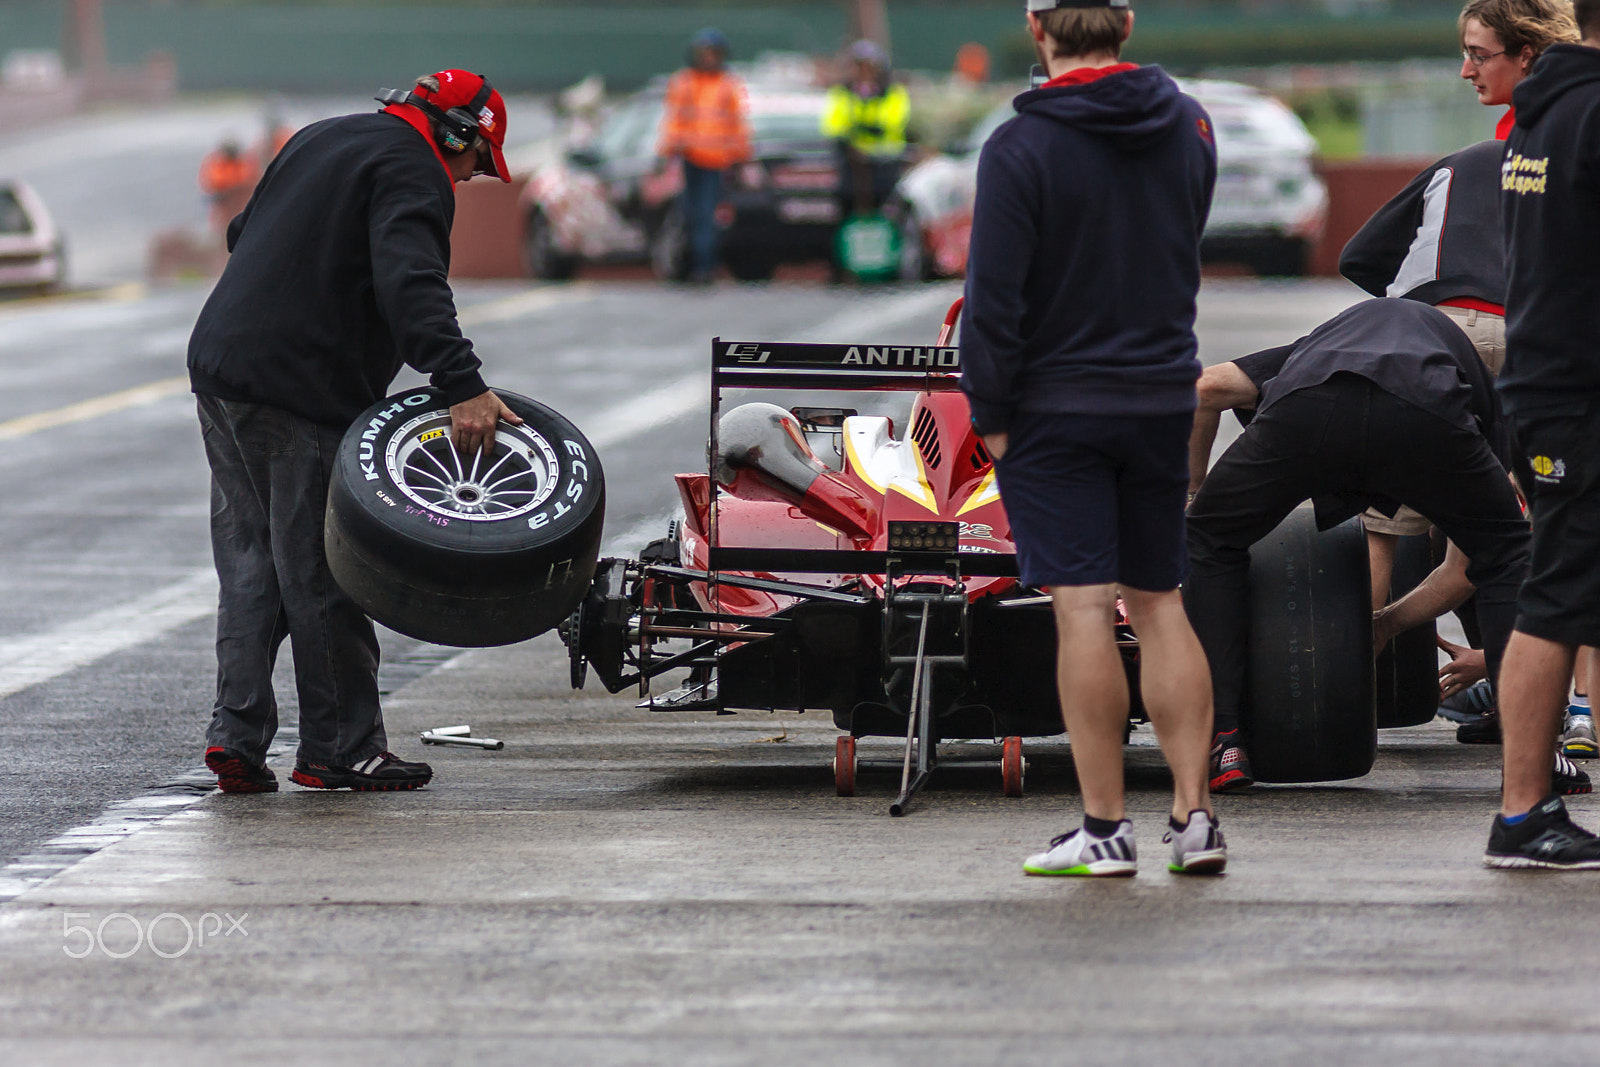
[1310,158,1437,278]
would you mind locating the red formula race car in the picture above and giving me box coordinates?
[560,301,1437,814]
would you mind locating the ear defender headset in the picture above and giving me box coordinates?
[376,76,494,154]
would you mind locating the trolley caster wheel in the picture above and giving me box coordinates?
[1001,736,1025,798]
[833,736,857,797]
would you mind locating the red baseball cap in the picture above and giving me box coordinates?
[414,69,510,182]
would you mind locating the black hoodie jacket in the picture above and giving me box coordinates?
[959,66,1216,434]
[188,112,488,429]
[1340,139,1506,307]
[1500,44,1600,414]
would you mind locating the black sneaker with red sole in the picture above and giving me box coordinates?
[205,746,278,794]
[1210,730,1254,793]
[290,751,433,791]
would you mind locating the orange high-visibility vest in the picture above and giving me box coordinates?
[200,152,256,197]
[657,68,751,171]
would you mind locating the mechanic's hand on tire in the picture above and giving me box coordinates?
[451,390,524,456]
[1437,636,1487,699]
[1372,604,1397,653]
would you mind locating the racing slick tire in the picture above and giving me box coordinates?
[1248,237,1309,278]
[724,252,776,283]
[1246,506,1377,783]
[325,387,605,648]
[1376,533,1440,729]
[523,209,579,281]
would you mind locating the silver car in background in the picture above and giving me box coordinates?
[0,180,65,294]
[894,77,1328,278]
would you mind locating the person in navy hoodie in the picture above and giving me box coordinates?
[960,0,1224,877]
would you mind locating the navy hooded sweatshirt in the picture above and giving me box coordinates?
[959,65,1216,435]
[1500,44,1600,415]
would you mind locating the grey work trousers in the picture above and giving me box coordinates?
[198,395,385,766]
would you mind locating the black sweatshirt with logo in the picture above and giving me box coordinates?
[959,66,1216,434]
[1340,139,1506,307]
[188,112,487,429]
[1500,44,1600,415]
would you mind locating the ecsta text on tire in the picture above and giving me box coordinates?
[325,387,605,648]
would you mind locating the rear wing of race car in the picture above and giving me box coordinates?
[704,314,1016,579]
[709,339,963,393]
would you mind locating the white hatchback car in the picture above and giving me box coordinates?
[0,180,65,294]
[1183,78,1329,276]
[894,77,1328,278]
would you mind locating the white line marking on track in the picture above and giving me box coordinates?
[458,284,595,327]
[0,281,147,325]
[0,569,217,701]
[793,286,961,343]
[584,375,708,449]
[0,375,190,441]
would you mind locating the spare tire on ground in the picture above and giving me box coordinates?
[1246,505,1377,783]
[325,387,605,647]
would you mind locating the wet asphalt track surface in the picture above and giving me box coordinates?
[0,275,1367,872]
[23,98,1585,1065]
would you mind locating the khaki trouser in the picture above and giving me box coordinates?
[1362,304,1506,536]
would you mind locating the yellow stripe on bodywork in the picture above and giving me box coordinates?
[843,431,885,494]
[889,441,940,513]
[955,469,1000,516]
[843,430,940,513]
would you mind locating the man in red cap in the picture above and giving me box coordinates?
[187,70,518,796]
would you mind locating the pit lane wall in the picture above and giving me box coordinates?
[1309,159,1440,278]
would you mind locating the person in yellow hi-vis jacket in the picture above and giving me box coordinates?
[822,40,911,214]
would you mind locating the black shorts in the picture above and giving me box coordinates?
[995,410,1192,591]
[1511,403,1600,646]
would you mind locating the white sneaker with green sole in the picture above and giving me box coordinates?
[1164,810,1228,874]
[1023,821,1137,877]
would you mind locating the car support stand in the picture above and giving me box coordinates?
[883,521,968,817]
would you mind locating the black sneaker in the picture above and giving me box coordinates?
[1209,730,1254,793]
[290,751,432,791]
[1485,795,1600,869]
[1554,751,1592,796]
[205,746,278,794]
[1457,708,1502,745]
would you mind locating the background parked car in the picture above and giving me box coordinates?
[520,83,842,281]
[0,180,66,295]
[894,78,1329,279]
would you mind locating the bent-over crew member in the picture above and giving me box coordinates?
[1184,298,1533,794]
[187,70,521,794]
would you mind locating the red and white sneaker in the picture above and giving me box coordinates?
[290,751,433,792]
[1209,730,1254,793]
[205,747,278,794]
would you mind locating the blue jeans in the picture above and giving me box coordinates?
[198,396,385,767]
[682,162,723,277]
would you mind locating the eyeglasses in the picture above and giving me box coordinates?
[1462,48,1507,67]
[474,142,494,176]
